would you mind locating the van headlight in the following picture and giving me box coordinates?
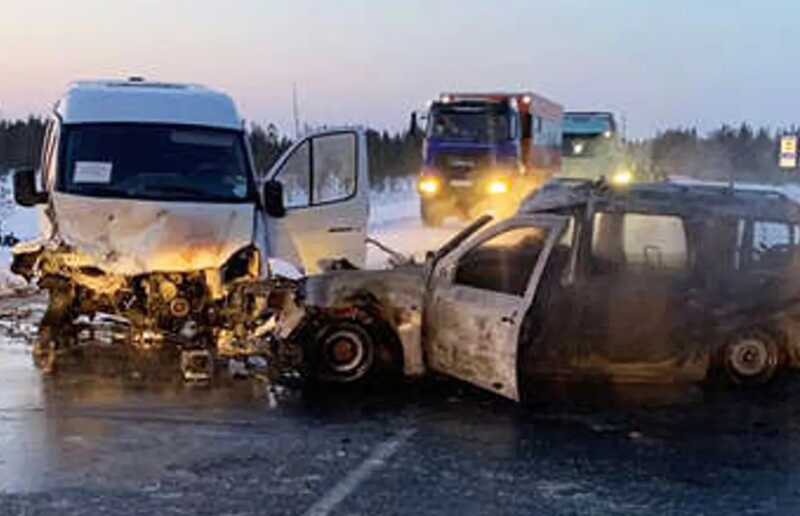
[611,170,633,186]
[222,246,261,282]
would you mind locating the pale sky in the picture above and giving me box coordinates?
[1,0,799,137]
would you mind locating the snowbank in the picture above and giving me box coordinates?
[0,175,38,294]
[368,177,419,228]
[668,176,800,203]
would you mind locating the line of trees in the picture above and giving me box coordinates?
[0,118,423,190]
[0,117,794,187]
[0,118,47,174]
[628,123,790,183]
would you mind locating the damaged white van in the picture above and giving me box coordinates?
[12,78,369,377]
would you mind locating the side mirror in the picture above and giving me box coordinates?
[13,167,48,207]
[521,113,532,139]
[262,179,286,218]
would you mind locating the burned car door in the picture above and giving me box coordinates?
[574,211,700,377]
[263,129,369,274]
[424,214,568,400]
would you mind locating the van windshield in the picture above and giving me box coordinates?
[59,124,254,203]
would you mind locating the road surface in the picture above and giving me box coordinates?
[2,198,800,515]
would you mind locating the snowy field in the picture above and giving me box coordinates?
[3,176,800,294]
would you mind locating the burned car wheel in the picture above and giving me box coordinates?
[305,318,403,386]
[717,330,783,386]
[314,321,376,384]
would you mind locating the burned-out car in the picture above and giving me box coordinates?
[280,180,800,400]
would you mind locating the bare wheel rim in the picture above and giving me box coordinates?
[322,329,371,376]
[727,337,772,377]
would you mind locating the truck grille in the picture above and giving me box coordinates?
[434,151,493,179]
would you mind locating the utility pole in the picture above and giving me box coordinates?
[621,111,627,142]
[292,83,301,139]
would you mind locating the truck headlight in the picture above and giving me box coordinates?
[487,177,510,194]
[611,170,633,185]
[418,176,441,195]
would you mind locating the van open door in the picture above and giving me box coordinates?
[262,129,369,275]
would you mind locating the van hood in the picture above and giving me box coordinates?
[50,192,255,275]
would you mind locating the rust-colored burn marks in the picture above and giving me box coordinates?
[50,192,254,275]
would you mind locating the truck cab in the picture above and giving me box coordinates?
[11,78,369,377]
[415,92,562,226]
[561,111,629,184]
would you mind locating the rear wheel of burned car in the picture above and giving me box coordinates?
[307,318,402,387]
[714,329,785,387]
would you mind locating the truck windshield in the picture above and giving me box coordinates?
[562,114,616,158]
[59,124,254,203]
[428,108,512,142]
[562,133,614,158]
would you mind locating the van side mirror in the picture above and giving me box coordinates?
[263,179,286,218]
[13,167,48,207]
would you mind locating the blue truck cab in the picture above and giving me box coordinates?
[416,95,524,225]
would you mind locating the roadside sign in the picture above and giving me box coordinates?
[780,135,797,169]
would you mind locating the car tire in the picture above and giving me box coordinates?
[715,329,784,386]
[308,318,402,386]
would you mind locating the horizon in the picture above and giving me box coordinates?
[2,1,799,138]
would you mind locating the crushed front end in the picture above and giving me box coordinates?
[12,241,302,382]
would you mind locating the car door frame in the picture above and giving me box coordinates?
[423,213,569,401]
[259,127,369,275]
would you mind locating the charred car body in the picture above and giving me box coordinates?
[280,180,800,400]
[12,79,370,379]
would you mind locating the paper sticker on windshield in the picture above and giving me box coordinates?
[74,161,113,183]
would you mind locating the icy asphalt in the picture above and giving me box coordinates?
[3,190,800,514]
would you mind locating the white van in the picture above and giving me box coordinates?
[12,78,369,376]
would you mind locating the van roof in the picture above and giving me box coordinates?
[55,79,243,130]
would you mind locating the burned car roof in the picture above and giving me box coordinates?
[519,179,800,222]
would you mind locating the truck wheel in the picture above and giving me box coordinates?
[309,319,402,386]
[420,200,445,227]
[715,329,783,386]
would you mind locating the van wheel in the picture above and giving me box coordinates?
[33,286,77,374]
[308,318,402,386]
[32,326,58,373]
[716,330,783,386]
